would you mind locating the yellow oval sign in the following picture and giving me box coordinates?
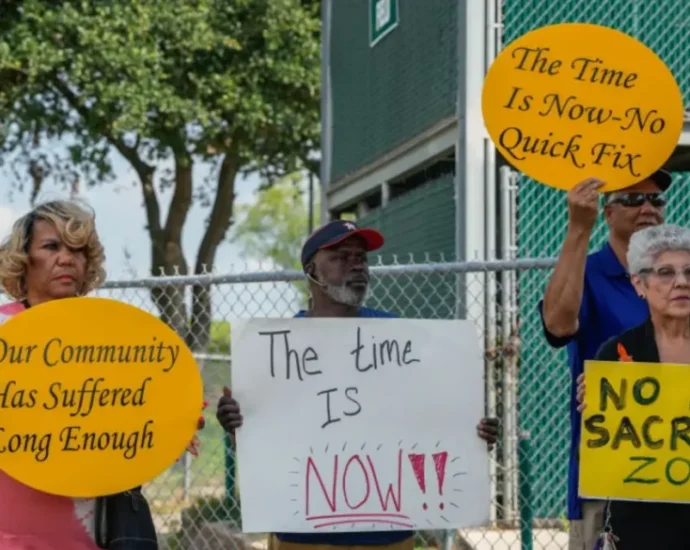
[0,297,203,497]
[482,23,685,192]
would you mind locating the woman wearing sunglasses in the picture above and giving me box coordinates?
[576,223,690,549]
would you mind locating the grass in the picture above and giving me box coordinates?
[143,359,232,531]
[144,408,227,523]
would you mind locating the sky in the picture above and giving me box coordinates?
[0,153,262,280]
[0,149,306,320]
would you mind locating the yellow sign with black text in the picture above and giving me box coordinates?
[482,23,685,192]
[579,360,690,503]
[0,297,203,498]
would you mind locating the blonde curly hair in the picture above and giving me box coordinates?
[0,199,106,299]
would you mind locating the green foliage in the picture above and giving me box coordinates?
[204,322,232,399]
[560,513,569,532]
[0,0,320,180]
[208,321,231,355]
[184,495,241,526]
[165,495,242,550]
[0,0,321,344]
[232,172,320,271]
[146,394,226,490]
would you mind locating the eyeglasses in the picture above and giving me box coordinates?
[639,265,690,283]
[608,192,667,208]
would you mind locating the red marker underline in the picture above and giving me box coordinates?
[314,520,414,529]
[306,513,410,521]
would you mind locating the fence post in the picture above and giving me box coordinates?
[224,433,236,506]
[183,452,192,502]
[518,430,533,550]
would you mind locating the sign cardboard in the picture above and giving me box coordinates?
[579,360,690,503]
[0,297,203,497]
[482,23,684,192]
[232,318,490,533]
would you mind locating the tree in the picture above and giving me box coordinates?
[0,0,321,349]
[232,172,320,271]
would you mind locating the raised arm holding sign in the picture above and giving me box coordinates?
[537,171,672,550]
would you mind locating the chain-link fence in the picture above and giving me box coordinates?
[501,0,690,522]
[0,256,562,550]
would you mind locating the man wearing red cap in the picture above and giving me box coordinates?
[296,219,390,317]
[217,220,498,550]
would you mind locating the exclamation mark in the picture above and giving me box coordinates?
[432,451,448,510]
[407,453,427,510]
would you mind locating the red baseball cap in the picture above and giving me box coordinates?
[301,220,384,266]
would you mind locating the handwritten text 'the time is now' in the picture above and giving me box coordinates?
[257,327,420,429]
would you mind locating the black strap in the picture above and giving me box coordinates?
[94,487,145,549]
[95,497,107,549]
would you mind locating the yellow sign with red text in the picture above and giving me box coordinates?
[579,360,690,503]
[0,297,203,497]
[482,23,684,192]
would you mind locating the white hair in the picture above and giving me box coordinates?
[627,224,690,275]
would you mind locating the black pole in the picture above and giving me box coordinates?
[308,171,314,235]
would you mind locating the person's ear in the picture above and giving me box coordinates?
[631,274,646,298]
[603,203,614,225]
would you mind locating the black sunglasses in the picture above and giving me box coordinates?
[607,192,667,208]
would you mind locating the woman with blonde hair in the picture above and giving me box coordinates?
[576,223,690,549]
[0,200,106,310]
[0,199,175,549]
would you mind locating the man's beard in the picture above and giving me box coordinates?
[323,280,368,307]
[319,277,369,307]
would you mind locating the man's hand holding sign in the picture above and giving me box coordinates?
[216,220,499,540]
[482,22,684,192]
[0,297,204,498]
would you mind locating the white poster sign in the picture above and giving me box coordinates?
[232,318,490,533]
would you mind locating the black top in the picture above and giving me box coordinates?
[593,317,690,549]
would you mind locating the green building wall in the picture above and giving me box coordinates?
[356,175,457,320]
[330,0,457,182]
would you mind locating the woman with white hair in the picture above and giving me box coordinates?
[576,223,690,549]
